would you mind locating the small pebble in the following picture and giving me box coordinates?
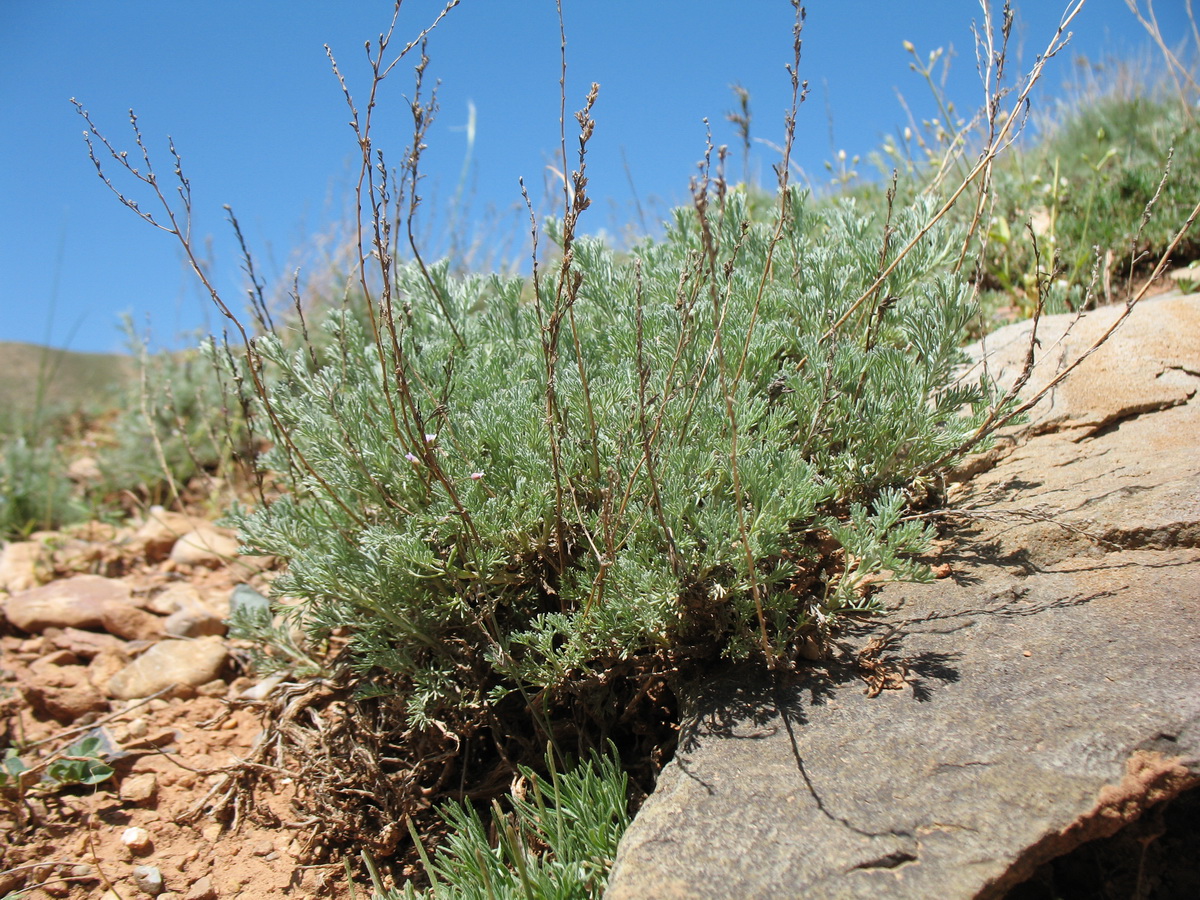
[26,797,48,821]
[35,649,79,667]
[238,672,286,701]
[170,684,198,701]
[197,679,228,698]
[183,874,217,900]
[121,772,159,805]
[122,826,153,853]
[226,676,254,695]
[127,716,150,738]
[133,864,166,896]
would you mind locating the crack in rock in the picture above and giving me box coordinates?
[1075,396,1192,442]
[1157,363,1200,380]
[850,849,919,871]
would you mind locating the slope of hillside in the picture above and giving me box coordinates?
[0,342,132,431]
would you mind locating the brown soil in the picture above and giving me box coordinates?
[0,522,354,900]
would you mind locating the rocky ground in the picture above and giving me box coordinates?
[0,509,351,900]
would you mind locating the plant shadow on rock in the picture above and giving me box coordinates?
[666,642,963,837]
[674,621,965,755]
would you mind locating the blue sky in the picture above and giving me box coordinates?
[0,0,1184,353]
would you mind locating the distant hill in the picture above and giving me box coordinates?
[0,341,133,431]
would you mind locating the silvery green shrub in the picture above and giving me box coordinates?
[226,186,1000,724]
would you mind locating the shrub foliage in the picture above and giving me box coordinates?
[225,184,997,724]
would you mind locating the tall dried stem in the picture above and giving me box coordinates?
[812,0,1087,358]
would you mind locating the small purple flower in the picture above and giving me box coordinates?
[470,471,484,481]
[405,452,420,465]
[424,433,438,444]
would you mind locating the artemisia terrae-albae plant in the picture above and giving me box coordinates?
[73,0,1161,760]
[69,0,1051,732]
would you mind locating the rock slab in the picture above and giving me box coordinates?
[4,574,134,633]
[606,293,1200,900]
[107,637,228,701]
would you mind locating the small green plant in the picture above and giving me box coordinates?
[1172,260,1200,294]
[372,746,630,900]
[211,182,995,729]
[1,747,29,789]
[42,736,114,788]
[1,736,113,806]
